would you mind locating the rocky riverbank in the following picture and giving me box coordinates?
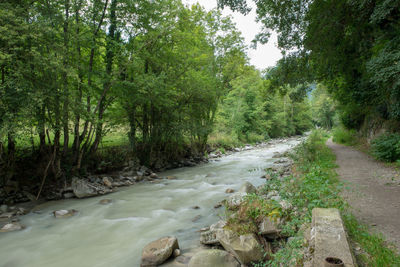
[139,138,312,267]
[0,135,306,265]
[0,136,301,206]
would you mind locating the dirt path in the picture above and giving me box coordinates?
[326,139,400,251]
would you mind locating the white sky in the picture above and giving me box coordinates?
[182,0,282,70]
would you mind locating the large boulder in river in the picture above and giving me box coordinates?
[71,177,111,198]
[141,236,179,266]
[188,249,240,267]
[0,222,24,232]
[53,209,77,218]
[200,220,226,245]
[71,177,98,198]
[216,229,265,265]
[238,181,256,194]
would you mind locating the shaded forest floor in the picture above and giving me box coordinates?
[327,139,400,252]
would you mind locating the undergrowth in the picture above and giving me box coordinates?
[332,126,358,146]
[370,133,400,162]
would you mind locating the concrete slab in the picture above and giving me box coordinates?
[311,208,357,267]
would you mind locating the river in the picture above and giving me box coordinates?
[0,137,301,267]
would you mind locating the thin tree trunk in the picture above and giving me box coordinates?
[75,0,109,170]
[72,0,83,163]
[6,133,16,185]
[90,0,117,154]
[62,0,70,157]
[128,107,136,150]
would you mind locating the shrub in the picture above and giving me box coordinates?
[332,127,357,145]
[371,133,400,162]
[207,132,241,149]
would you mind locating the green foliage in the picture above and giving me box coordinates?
[332,127,357,146]
[0,0,254,185]
[213,68,312,143]
[221,0,400,134]
[371,133,400,162]
[257,130,343,265]
[225,193,280,235]
[216,67,267,141]
[207,132,242,149]
[344,213,400,267]
[310,84,336,129]
[257,130,400,266]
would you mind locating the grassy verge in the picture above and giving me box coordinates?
[259,130,400,266]
[332,126,358,146]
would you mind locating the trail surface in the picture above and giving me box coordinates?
[327,139,400,251]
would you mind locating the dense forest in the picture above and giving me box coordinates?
[0,0,314,195]
[220,0,400,132]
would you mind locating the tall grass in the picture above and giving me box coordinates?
[332,126,357,145]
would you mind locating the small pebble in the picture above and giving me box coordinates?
[173,249,181,257]
[214,203,222,209]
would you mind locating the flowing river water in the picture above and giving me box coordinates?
[0,137,302,267]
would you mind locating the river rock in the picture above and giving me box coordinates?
[99,199,112,205]
[214,203,222,209]
[0,222,24,232]
[192,215,202,222]
[266,190,279,199]
[173,249,181,257]
[71,178,98,198]
[238,182,256,194]
[53,209,77,218]
[0,204,8,213]
[63,192,75,199]
[0,212,15,219]
[216,229,265,265]
[226,192,246,209]
[188,249,240,267]
[102,177,113,188]
[259,217,280,237]
[225,188,235,193]
[135,176,144,182]
[141,236,179,266]
[150,173,158,179]
[139,166,151,176]
[272,152,282,158]
[166,176,177,180]
[200,220,226,245]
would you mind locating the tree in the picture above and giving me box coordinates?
[219,0,400,130]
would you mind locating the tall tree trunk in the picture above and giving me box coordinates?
[6,133,16,185]
[72,0,83,164]
[75,0,109,170]
[62,0,70,157]
[53,99,61,178]
[90,0,117,154]
[128,106,136,150]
